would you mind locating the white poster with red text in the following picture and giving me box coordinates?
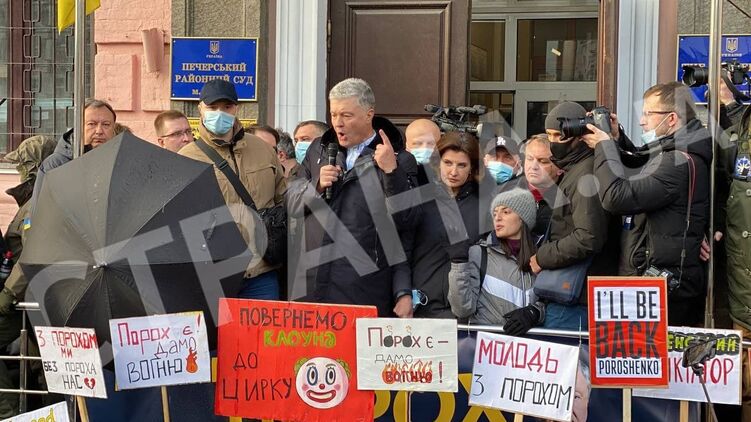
[469,331,578,422]
[36,326,107,398]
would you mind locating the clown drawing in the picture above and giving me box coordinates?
[294,357,351,409]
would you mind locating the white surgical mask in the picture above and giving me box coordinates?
[640,114,670,145]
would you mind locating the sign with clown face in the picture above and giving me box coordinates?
[294,357,351,408]
[214,299,376,421]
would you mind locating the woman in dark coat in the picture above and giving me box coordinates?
[410,131,491,318]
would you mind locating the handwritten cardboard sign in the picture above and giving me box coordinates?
[356,318,457,392]
[588,277,669,387]
[0,401,69,422]
[215,299,377,422]
[633,327,742,404]
[108,312,211,390]
[469,331,578,422]
[35,326,107,398]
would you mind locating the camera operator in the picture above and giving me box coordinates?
[581,82,711,327]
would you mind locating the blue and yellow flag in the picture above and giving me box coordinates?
[57,0,100,32]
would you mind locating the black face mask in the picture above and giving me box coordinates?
[549,138,592,168]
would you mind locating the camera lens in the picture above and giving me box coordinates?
[682,66,709,87]
[559,117,591,139]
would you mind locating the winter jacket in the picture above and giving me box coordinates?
[410,178,488,318]
[716,107,751,329]
[286,116,419,316]
[448,235,544,326]
[179,121,287,279]
[594,118,712,302]
[535,149,616,278]
[31,128,75,210]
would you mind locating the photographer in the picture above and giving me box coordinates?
[581,82,711,327]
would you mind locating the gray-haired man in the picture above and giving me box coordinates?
[286,78,419,318]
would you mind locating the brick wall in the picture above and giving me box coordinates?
[93,0,172,143]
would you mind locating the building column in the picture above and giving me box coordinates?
[616,0,660,143]
[274,0,328,132]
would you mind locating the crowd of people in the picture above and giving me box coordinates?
[0,74,748,419]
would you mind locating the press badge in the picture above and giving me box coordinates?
[735,155,751,178]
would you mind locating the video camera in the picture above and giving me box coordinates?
[682,59,750,87]
[425,104,487,134]
[682,59,751,101]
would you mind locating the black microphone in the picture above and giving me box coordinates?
[325,142,339,200]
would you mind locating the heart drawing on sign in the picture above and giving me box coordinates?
[84,377,96,389]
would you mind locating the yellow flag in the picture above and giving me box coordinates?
[57,0,100,32]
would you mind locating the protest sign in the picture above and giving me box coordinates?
[109,312,210,390]
[633,327,742,404]
[215,299,377,422]
[356,318,457,392]
[0,401,69,422]
[36,326,106,398]
[469,331,579,422]
[588,277,669,387]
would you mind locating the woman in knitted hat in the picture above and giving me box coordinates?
[448,188,545,334]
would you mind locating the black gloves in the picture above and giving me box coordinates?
[503,305,541,337]
[0,288,16,316]
[446,240,471,263]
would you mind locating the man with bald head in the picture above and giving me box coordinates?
[405,118,441,165]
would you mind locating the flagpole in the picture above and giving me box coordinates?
[73,0,86,159]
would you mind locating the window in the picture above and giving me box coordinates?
[469,11,598,139]
[517,18,597,82]
[470,21,505,81]
[0,0,91,156]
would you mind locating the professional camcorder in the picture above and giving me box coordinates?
[682,59,750,87]
[557,106,612,138]
[425,104,487,134]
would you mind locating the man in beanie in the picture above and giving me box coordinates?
[448,188,544,334]
[581,82,712,327]
[531,101,616,330]
[180,79,287,299]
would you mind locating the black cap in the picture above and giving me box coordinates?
[484,136,520,156]
[199,79,239,104]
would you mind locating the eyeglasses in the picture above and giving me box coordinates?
[641,110,674,118]
[161,129,193,138]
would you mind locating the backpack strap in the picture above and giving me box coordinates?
[479,244,488,287]
[194,138,258,211]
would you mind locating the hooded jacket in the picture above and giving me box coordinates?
[286,116,419,316]
[31,128,75,209]
[448,235,544,325]
[594,118,712,302]
[3,135,58,300]
[717,106,751,330]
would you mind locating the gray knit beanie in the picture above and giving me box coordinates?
[544,101,587,131]
[490,188,537,229]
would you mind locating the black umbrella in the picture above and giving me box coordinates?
[20,132,251,346]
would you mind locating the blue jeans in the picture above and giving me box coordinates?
[238,271,279,300]
[543,303,588,331]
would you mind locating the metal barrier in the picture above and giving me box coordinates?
[462,324,751,347]
[0,302,48,415]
